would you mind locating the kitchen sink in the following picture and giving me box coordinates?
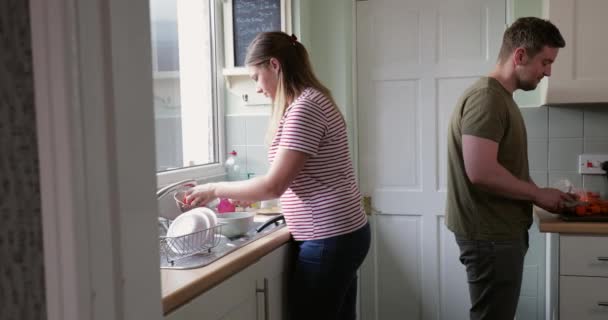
[160,215,286,270]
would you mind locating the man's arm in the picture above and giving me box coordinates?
[462,134,573,212]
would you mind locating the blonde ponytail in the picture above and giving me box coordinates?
[245,32,345,145]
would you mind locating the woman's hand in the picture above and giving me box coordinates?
[184,183,217,207]
[179,149,307,208]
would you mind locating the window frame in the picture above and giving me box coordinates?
[156,0,227,188]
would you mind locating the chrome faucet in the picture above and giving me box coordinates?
[156,179,197,200]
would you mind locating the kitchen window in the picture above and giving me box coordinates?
[150,0,224,185]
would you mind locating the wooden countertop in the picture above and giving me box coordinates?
[535,208,608,235]
[161,217,292,315]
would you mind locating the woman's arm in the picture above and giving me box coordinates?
[186,148,308,206]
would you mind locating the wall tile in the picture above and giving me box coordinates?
[245,146,269,176]
[548,107,583,138]
[528,139,548,170]
[583,139,608,154]
[225,116,247,146]
[226,115,271,177]
[584,105,608,137]
[548,138,583,171]
[521,107,548,138]
[245,115,269,146]
[529,171,548,187]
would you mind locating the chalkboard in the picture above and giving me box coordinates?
[232,0,282,67]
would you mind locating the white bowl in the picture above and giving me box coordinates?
[166,211,210,254]
[216,211,255,238]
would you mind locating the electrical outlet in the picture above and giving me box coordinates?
[578,154,608,174]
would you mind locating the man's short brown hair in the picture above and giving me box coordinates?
[498,17,565,62]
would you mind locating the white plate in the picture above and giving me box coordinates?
[190,207,218,244]
[166,211,210,254]
[191,207,218,228]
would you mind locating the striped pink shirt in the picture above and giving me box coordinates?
[268,87,367,241]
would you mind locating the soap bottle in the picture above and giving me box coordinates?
[225,150,243,181]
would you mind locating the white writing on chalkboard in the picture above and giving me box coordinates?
[232,0,282,66]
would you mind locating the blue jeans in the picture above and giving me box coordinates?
[289,223,371,320]
[455,233,529,320]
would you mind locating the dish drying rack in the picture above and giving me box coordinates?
[158,217,224,264]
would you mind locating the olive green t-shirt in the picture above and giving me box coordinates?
[445,77,533,240]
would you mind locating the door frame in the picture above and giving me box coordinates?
[29,0,162,319]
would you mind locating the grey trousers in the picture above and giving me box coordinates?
[455,233,529,320]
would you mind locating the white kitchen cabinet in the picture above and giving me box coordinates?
[542,0,608,104]
[560,235,608,277]
[255,244,292,320]
[166,243,292,320]
[560,276,608,320]
[558,235,608,319]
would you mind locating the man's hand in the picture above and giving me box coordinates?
[533,188,577,213]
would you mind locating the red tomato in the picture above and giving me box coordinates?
[575,206,586,216]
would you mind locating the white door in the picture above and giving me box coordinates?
[356,0,506,319]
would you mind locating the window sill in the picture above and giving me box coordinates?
[157,163,226,188]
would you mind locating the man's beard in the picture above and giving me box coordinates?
[518,76,540,91]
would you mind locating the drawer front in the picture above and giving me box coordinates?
[560,276,608,320]
[560,235,608,277]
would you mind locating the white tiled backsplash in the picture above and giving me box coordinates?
[522,104,608,198]
[226,105,608,198]
[225,114,271,178]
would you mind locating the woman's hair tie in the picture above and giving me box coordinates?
[290,33,298,45]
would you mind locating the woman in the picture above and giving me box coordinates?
[185,31,370,320]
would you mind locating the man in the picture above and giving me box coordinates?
[445,17,575,320]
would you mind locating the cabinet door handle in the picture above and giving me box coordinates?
[597,257,608,262]
[598,302,608,307]
[256,278,269,320]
